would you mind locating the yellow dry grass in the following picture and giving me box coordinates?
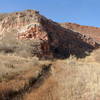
[0,49,100,100]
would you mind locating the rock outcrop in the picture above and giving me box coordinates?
[0,10,99,59]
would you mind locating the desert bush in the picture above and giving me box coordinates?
[0,32,41,58]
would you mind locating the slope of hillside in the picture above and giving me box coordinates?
[0,49,100,100]
[0,10,99,59]
[0,10,100,100]
[60,23,100,43]
[24,51,100,100]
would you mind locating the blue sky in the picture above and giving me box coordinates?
[0,0,99,27]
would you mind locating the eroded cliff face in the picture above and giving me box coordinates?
[0,10,99,59]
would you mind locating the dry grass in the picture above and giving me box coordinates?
[0,48,100,100]
[0,54,40,82]
[24,49,100,100]
[0,31,41,58]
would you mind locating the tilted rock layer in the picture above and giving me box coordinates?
[60,23,100,43]
[0,10,99,59]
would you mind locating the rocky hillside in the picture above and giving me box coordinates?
[0,10,100,100]
[0,10,99,59]
[60,23,100,43]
